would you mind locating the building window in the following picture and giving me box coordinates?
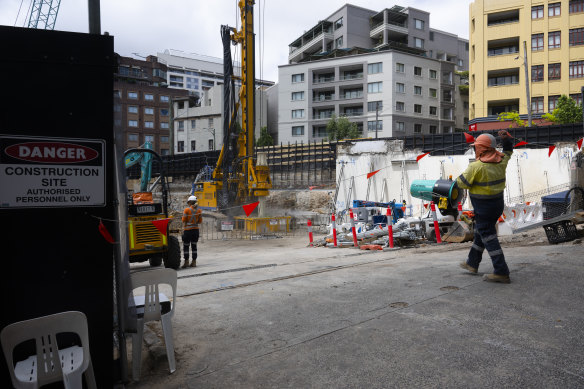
[161,122,169,129]
[209,118,214,127]
[429,69,437,79]
[292,126,304,136]
[128,133,138,142]
[128,120,138,127]
[161,136,169,143]
[144,94,154,101]
[443,71,453,84]
[368,62,383,74]
[128,106,138,114]
[548,95,560,111]
[570,28,584,46]
[443,89,453,102]
[570,93,583,106]
[414,104,422,114]
[458,59,463,67]
[443,126,452,133]
[190,119,196,129]
[413,67,422,77]
[549,3,561,16]
[190,140,196,151]
[367,82,382,93]
[414,37,424,48]
[177,141,184,153]
[443,108,452,119]
[160,149,169,156]
[160,95,169,102]
[145,121,154,129]
[291,91,305,101]
[336,36,343,48]
[367,101,382,112]
[532,34,544,51]
[396,63,405,73]
[161,109,169,116]
[570,0,584,13]
[532,65,544,82]
[549,31,561,49]
[128,91,138,99]
[291,73,304,83]
[114,90,121,98]
[429,106,437,116]
[488,74,519,86]
[208,139,214,150]
[569,61,584,78]
[414,19,425,30]
[292,109,305,119]
[429,125,437,134]
[532,5,544,19]
[429,88,437,98]
[396,122,405,132]
[144,107,154,115]
[396,83,405,93]
[144,135,154,143]
[429,32,434,41]
[396,101,405,111]
[178,121,184,131]
[532,97,544,113]
[549,63,561,80]
[335,17,343,30]
[414,124,422,133]
[414,86,422,96]
[367,121,382,132]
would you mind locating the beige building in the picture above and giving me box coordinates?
[469,0,584,127]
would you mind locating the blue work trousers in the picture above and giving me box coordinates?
[466,196,510,276]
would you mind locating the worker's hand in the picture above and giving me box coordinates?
[498,130,512,139]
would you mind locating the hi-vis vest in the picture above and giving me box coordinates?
[456,150,513,199]
[182,206,202,230]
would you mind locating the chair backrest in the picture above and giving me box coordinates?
[130,268,177,322]
[0,311,91,387]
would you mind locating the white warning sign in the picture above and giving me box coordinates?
[0,135,106,208]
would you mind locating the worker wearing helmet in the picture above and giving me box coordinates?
[181,195,202,268]
[457,130,513,283]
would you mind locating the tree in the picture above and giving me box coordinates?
[542,95,583,124]
[497,111,527,128]
[326,115,360,141]
[256,126,274,147]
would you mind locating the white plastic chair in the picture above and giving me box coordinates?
[129,268,177,381]
[0,311,97,389]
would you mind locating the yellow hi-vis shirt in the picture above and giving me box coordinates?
[456,150,513,199]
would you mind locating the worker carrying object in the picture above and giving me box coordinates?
[181,195,202,268]
[456,131,513,284]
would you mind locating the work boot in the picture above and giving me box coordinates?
[181,259,190,269]
[190,260,197,267]
[483,273,510,284]
[459,261,478,274]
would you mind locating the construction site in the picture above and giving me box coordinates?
[2,0,584,388]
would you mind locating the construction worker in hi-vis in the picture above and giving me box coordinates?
[181,195,202,268]
[457,130,514,283]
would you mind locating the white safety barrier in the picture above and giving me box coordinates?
[498,202,543,235]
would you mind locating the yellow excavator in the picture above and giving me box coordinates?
[194,0,271,211]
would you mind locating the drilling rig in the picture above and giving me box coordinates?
[193,0,271,212]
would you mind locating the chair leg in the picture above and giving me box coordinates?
[63,370,83,389]
[84,359,97,389]
[132,320,144,381]
[160,314,176,374]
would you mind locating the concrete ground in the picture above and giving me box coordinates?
[127,229,584,388]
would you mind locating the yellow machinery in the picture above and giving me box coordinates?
[194,0,271,211]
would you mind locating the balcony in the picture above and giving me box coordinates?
[312,111,334,120]
[339,90,364,100]
[341,111,364,118]
[340,73,363,81]
[312,75,335,85]
[370,6,409,38]
[289,21,334,63]
[312,94,335,102]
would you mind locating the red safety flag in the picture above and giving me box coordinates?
[514,141,528,148]
[416,152,430,162]
[309,186,317,190]
[367,169,380,179]
[548,145,556,157]
[468,123,477,132]
[99,220,114,244]
[151,218,171,236]
[578,138,583,150]
[242,201,259,217]
[423,204,428,209]
[464,133,475,143]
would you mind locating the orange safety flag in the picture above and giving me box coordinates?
[578,138,583,150]
[548,145,556,157]
[416,152,430,162]
[99,220,114,244]
[367,169,380,179]
[243,201,259,217]
[152,218,171,236]
[464,133,475,143]
[514,141,528,148]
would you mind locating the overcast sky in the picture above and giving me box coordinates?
[1,0,472,82]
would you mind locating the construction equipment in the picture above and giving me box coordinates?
[194,0,271,211]
[410,178,474,243]
[27,0,62,30]
[125,144,181,269]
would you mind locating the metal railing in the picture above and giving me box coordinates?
[313,95,335,102]
[313,77,335,84]
[340,74,363,81]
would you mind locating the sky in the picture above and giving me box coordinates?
[1,0,472,82]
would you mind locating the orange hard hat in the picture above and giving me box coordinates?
[471,133,497,148]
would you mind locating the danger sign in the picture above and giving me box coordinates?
[0,135,106,208]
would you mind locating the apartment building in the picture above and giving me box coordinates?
[469,0,584,128]
[278,4,469,143]
[113,55,188,155]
